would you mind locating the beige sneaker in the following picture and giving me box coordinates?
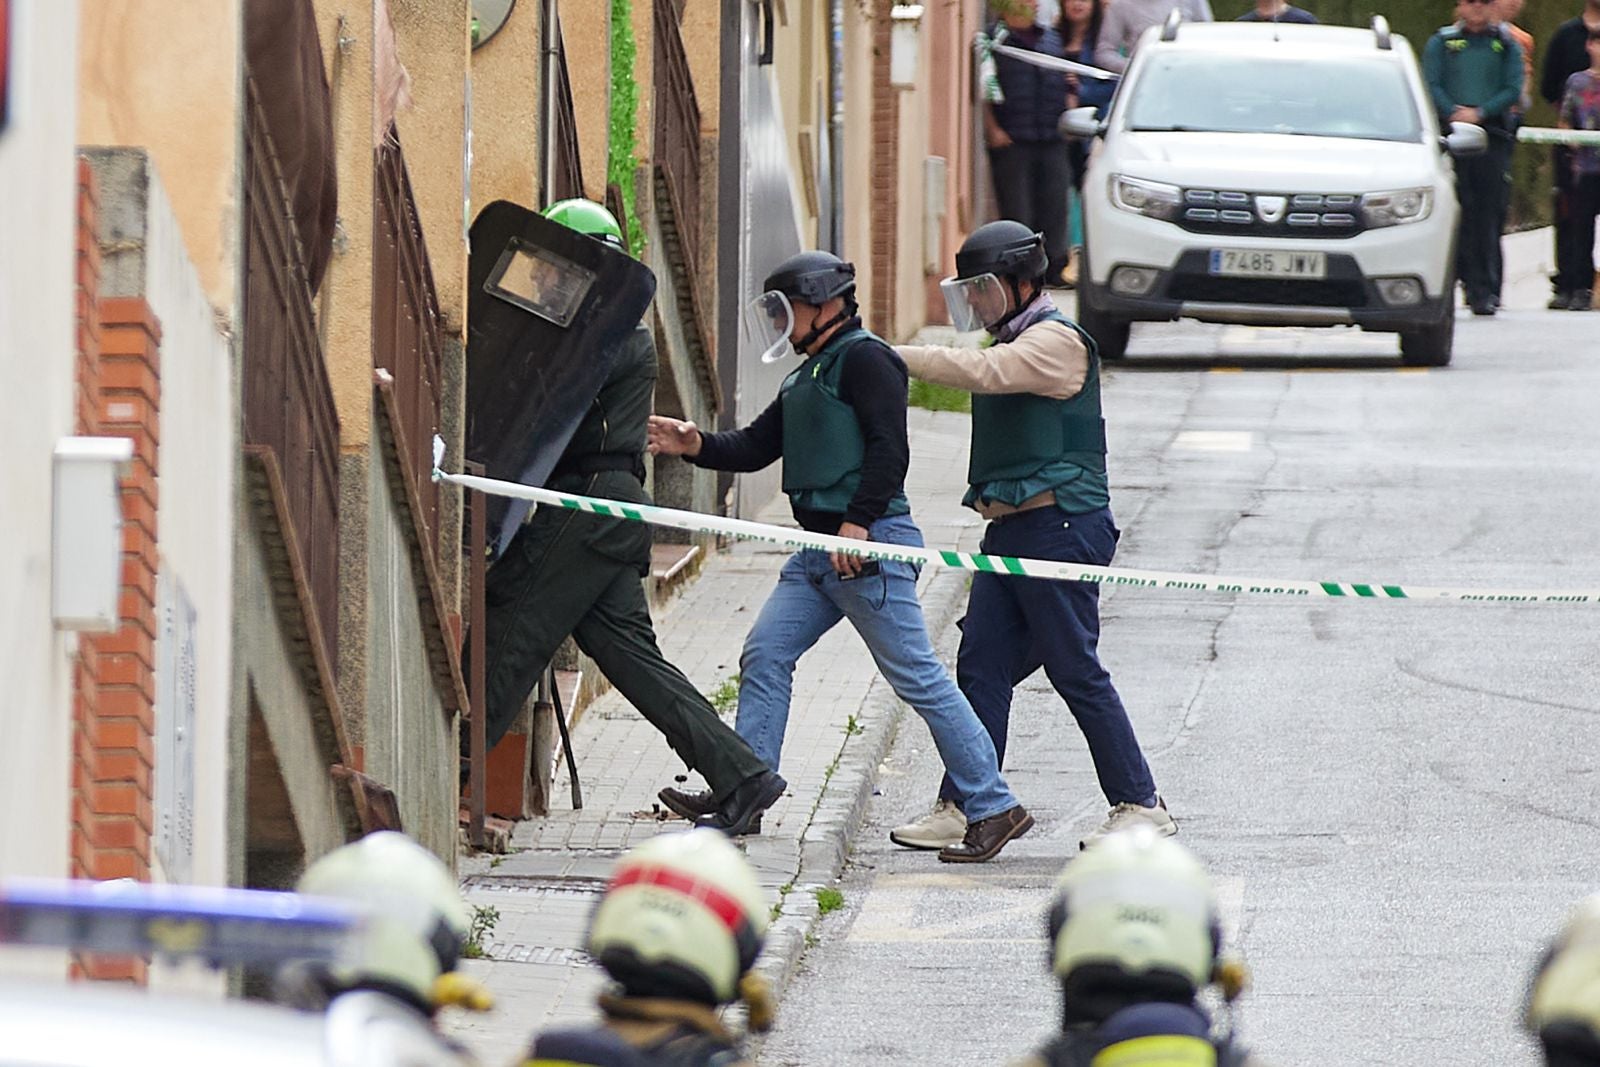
[1079,796,1177,850]
[889,799,967,850]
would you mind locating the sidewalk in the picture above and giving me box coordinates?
[443,407,987,1062]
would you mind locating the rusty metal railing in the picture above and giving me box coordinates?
[653,0,702,273]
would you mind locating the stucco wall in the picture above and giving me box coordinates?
[0,0,80,920]
[561,0,610,201]
[364,460,456,861]
[470,0,543,209]
[78,0,242,318]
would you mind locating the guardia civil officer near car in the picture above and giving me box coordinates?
[1423,0,1525,317]
[462,198,784,836]
[523,829,772,1066]
[1011,827,1266,1067]
[648,250,1033,862]
[893,221,1173,853]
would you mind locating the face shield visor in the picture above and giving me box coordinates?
[744,289,797,363]
[939,272,1011,333]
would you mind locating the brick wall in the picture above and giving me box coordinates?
[70,161,101,882]
[869,13,899,333]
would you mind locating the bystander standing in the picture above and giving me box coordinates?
[1057,0,1111,287]
[1236,1,1317,23]
[1095,0,1213,74]
[1540,0,1600,310]
[1555,25,1600,311]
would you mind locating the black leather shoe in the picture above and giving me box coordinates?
[938,805,1034,863]
[658,786,717,821]
[695,771,787,837]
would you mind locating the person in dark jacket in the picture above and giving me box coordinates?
[1236,1,1316,22]
[1423,2,1526,316]
[1541,1,1600,309]
[466,199,785,837]
[650,251,1033,863]
[988,0,1075,283]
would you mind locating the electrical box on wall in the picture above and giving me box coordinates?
[52,437,136,632]
[890,5,924,89]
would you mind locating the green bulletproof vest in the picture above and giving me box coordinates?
[780,328,910,518]
[968,309,1108,499]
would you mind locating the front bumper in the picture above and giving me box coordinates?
[1085,250,1451,332]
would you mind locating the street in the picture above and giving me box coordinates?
[757,304,1600,1066]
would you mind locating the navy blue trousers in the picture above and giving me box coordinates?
[938,505,1158,808]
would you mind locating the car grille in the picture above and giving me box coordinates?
[1169,275,1371,308]
[1177,189,1365,239]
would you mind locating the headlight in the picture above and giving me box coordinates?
[1361,187,1434,228]
[1111,175,1182,221]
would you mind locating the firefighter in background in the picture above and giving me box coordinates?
[524,829,772,1066]
[1525,893,1600,1067]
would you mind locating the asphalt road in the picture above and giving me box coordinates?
[757,307,1600,1067]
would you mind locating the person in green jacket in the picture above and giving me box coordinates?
[1423,1,1526,316]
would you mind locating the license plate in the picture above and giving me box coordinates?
[1208,249,1327,279]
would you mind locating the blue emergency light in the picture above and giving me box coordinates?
[0,879,364,967]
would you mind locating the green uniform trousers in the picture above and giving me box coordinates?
[469,498,767,801]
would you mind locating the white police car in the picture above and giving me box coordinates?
[1064,16,1487,366]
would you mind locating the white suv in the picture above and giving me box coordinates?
[1064,17,1487,367]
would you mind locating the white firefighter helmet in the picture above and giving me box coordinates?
[294,831,474,1014]
[1526,893,1600,1060]
[1048,826,1222,1007]
[586,829,769,1004]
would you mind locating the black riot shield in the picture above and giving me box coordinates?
[466,201,657,557]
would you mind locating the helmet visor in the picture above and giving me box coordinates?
[744,289,797,363]
[940,273,1010,333]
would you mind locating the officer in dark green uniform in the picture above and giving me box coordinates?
[649,251,1031,862]
[469,200,784,835]
[893,221,1170,854]
[1423,1,1525,316]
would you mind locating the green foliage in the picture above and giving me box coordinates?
[844,713,865,737]
[909,379,972,414]
[814,887,845,915]
[1212,1,1579,230]
[707,674,741,717]
[463,904,500,959]
[609,0,647,258]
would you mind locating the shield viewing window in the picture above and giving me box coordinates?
[483,238,595,328]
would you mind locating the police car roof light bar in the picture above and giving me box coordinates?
[0,878,364,968]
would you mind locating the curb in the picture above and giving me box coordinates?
[741,561,972,1045]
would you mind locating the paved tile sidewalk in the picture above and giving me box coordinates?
[444,408,986,1062]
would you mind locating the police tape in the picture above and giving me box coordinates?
[434,468,1600,605]
[1517,127,1600,147]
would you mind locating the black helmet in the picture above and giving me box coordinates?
[955,220,1048,282]
[762,251,857,307]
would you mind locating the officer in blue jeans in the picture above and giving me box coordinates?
[894,221,1173,853]
[647,251,1033,863]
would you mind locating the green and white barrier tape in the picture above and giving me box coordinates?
[434,466,1599,605]
[1517,126,1600,147]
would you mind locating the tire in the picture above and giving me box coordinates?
[1399,309,1454,367]
[1075,292,1131,361]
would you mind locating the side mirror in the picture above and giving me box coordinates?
[1060,106,1105,141]
[1443,121,1488,158]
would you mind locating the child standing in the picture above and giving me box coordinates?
[1556,27,1600,311]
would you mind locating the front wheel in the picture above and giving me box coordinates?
[1074,294,1131,361]
[1399,310,1454,367]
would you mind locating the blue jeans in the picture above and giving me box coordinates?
[940,505,1157,808]
[736,513,1020,822]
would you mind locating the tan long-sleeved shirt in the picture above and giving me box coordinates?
[896,321,1089,401]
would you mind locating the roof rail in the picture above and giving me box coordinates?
[1372,15,1393,51]
[1160,8,1182,42]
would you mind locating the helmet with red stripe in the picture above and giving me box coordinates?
[586,829,769,1004]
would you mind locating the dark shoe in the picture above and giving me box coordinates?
[1470,301,1496,317]
[696,771,787,837]
[1549,290,1573,310]
[938,805,1033,863]
[1570,289,1594,311]
[657,786,717,821]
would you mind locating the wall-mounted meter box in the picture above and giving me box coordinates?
[53,436,136,632]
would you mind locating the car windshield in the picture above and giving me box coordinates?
[1124,53,1423,142]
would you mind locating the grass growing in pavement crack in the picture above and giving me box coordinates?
[707,673,741,717]
[844,713,865,736]
[814,887,845,915]
[463,904,500,959]
[770,881,795,922]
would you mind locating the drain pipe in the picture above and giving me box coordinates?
[827,0,845,254]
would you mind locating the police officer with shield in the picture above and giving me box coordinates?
[649,251,1032,861]
[893,221,1171,853]
[464,199,784,836]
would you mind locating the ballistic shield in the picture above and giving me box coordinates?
[466,200,656,556]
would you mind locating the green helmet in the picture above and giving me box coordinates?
[1526,894,1600,1063]
[586,829,769,1005]
[542,198,625,251]
[1047,827,1222,1022]
[294,832,472,1013]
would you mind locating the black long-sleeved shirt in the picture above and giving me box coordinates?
[1541,18,1597,106]
[691,323,910,533]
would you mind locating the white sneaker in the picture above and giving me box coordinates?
[1079,796,1177,850]
[889,799,967,850]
